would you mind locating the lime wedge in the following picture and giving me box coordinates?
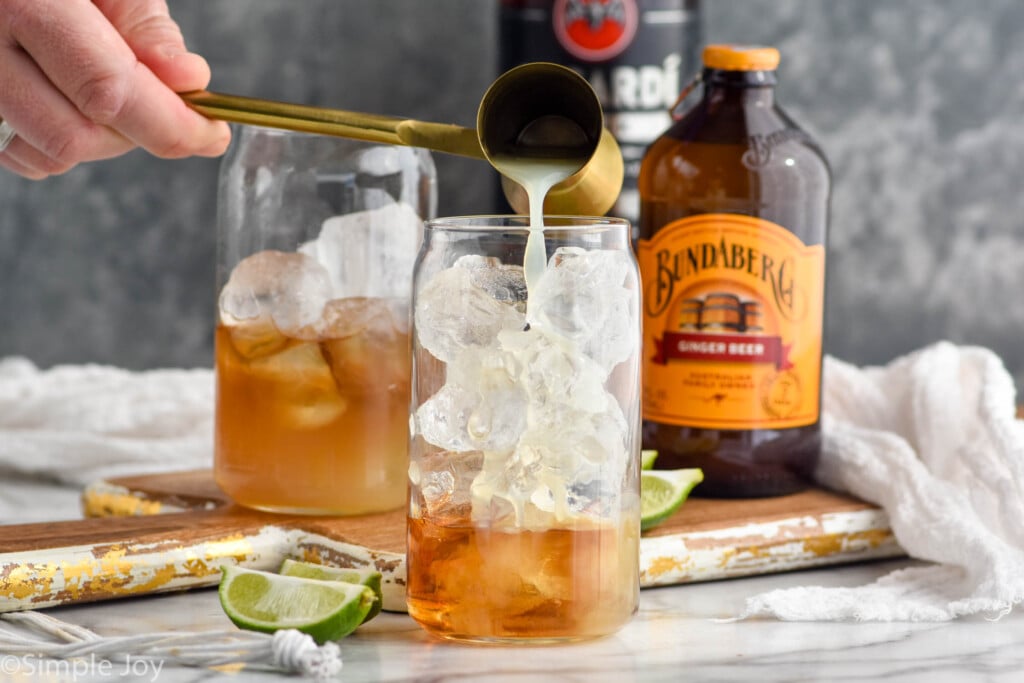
[641,468,703,532]
[279,559,383,622]
[641,449,658,470]
[218,565,375,643]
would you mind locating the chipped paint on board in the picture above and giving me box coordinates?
[640,507,902,586]
[0,525,406,614]
[1,529,268,611]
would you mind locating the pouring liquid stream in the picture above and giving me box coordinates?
[493,158,583,298]
[488,114,594,308]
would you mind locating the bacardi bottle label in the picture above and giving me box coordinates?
[638,214,825,429]
[499,0,702,224]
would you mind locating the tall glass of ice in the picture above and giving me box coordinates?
[407,216,641,642]
[214,127,436,514]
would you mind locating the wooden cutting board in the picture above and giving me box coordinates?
[0,470,902,614]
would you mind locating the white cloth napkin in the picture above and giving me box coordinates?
[738,341,1024,621]
[0,357,213,521]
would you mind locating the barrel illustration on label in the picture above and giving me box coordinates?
[662,288,800,419]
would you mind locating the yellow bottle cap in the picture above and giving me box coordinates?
[702,45,780,71]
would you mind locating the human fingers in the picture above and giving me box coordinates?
[0,39,137,176]
[0,140,47,180]
[5,0,230,161]
[0,121,134,179]
[96,0,214,94]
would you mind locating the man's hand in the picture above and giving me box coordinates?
[0,0,230,179]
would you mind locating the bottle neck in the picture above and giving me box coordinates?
[701,68,777,107]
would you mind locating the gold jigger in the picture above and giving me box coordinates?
[182,63,623,216]
[476,62,624,216]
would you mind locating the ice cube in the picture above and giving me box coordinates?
[415,355,527,454]
[219,250,332,336]
[527,247,638,372]
[247,342,348,428]
[298,202,423,299]
[454,255,528,311]
[470,439,610,528]
[411,450,482,521]
[497,327,608,414]
[421,469,456,514]
[471,445,544,525]
[320,298,410,395]
[416,383,477,453]
[316,297,395,339]
[356,146,405,176]
[467,355,631,527]
[414,265,526,363]
[222,313,288,359]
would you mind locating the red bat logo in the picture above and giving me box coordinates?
[565,0,628,28]
[554,0,639,62]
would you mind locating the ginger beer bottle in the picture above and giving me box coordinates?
[637,45,830,497]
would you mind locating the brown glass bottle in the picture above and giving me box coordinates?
[637,45,831,497]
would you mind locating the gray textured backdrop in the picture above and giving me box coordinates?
[2,0,1024,390]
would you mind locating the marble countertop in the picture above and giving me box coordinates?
[6,557,1022,683]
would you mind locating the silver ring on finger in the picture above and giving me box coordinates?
[0,120,16,153]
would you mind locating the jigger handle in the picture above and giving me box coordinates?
[181,90,485,159]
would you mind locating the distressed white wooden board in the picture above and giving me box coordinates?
[0,470,901,613]
[0,525,406,613]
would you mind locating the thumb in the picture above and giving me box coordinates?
[95,0,213,93]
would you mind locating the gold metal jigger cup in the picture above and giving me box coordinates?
[182,62,624,216]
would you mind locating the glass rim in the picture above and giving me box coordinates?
[425,215,630,233]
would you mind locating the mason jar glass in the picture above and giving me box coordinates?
[406,216,641,642]
[214,126,436,514]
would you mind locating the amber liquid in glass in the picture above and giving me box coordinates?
[406,514,639,642]
[214,297,409,514]
[638,70,830,497]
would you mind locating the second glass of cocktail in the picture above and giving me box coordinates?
[407,215,641,643]
[214,128,436,514]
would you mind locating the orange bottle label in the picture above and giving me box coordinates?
[638,214,825,429]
